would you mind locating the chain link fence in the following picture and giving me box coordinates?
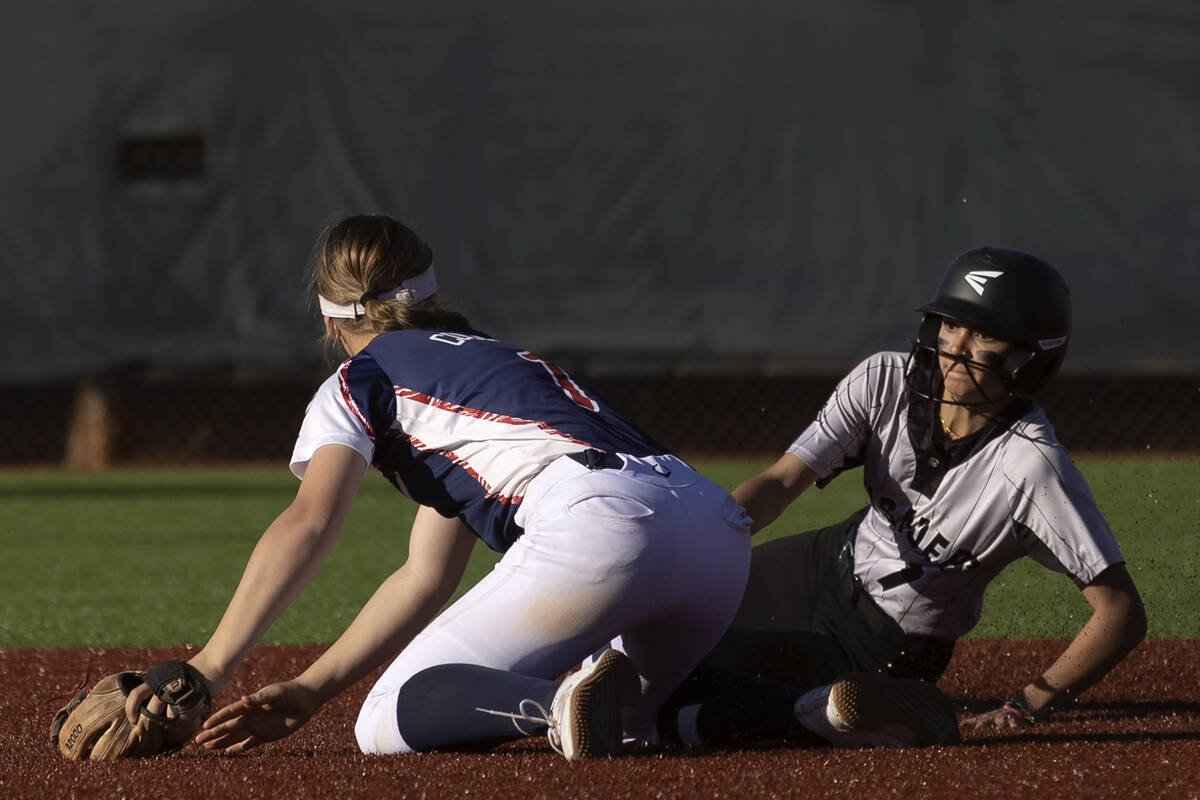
[2,367,1197,469]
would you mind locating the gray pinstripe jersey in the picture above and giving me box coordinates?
[789,352,1123,640]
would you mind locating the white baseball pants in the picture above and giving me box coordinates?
[354,453,751,754]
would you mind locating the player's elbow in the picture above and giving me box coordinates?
[1087,564,1147,653]
[1117,577,1148,651]
[1123,598,1148,650]
[1104,585,1147,655]
[394,558,462,608]
[265,500,344,555]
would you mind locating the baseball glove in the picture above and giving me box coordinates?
[50,660,211,760]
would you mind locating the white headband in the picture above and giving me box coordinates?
[318,266,438,319]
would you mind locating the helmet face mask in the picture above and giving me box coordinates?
[905,247,1071,406]
[907,314,1036,407]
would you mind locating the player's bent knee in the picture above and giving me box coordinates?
[355,690,415,755]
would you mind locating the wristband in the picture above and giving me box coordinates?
[1001,695,1037,724]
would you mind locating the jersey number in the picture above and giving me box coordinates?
[518,351,600,412]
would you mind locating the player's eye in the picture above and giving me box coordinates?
[975,350,1005,367]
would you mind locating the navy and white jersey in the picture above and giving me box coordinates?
[788,351,1123,640]
[290,328,667,552]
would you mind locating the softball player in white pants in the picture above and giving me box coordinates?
[171,215,749,760]
[356,453,749,753]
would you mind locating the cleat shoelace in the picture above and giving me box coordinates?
[476,699,563,755]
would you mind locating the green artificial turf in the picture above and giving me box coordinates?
[0,455,1194,647]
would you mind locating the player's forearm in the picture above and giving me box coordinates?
[1015,584,1146,715]
[732,455,817,534]
[191,508,342,692]
[292,564,459,705]
[732,475,791,534]
[292,508,475,705]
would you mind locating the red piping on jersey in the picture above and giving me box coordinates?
[517,351,600,412]
[405,432,520,505]
[393,387,592,446]
[337,362,375,438]
[393,386,591,503]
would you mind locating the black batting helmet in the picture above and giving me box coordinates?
[911,247,1071,398]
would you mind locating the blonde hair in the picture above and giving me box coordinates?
[312,215,472,354]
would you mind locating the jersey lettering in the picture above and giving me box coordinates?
[921,533,951,560]
[517,351,600,412]
[876,493,978,582]
[429,331,490,346]
[899,509,930,550]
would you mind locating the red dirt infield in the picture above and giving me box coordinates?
[4,638,1198,799]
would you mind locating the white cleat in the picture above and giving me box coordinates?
[548,649,640,759]
[795,672,960,748]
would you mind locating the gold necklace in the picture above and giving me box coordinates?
[939,414,960,439]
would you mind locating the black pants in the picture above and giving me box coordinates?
[659,511,954,745]
[704,509,955,686]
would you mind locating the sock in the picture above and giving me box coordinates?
[395,664,559,751]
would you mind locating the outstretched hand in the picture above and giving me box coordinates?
[194,681,322,754]
[960,705,1034,730]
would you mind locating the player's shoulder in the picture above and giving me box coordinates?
[843,350,909,376]
[840,351,910,390]
[872,351,910,371]
[308,365,348,407]
[994,405,1079,482]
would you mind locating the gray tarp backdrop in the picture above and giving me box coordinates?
[3,1,1198,384]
